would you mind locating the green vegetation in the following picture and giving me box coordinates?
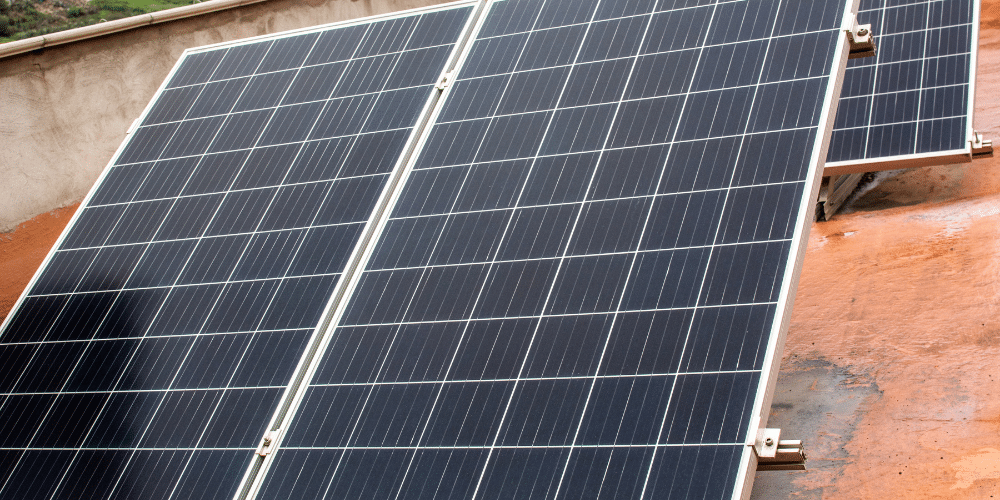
[1,0,200,44]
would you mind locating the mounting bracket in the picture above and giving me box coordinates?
[845,14,876,59]
[436,71,455,91]
[256,430,280,457]
[971,131,994,160]
[754,428,807,472]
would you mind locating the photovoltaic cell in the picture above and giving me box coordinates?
[827,0,978,166]
[0,4,473,499]
[256,0,851,499]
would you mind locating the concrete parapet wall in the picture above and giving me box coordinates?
[0,0,447,232]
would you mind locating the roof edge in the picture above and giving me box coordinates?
[0,0,270,61]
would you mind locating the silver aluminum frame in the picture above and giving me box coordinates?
[824,148,973,176]
[733,1,858,498]
[823,0,983,176]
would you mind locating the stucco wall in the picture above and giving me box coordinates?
[0,0,449,233]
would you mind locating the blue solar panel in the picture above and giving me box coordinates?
[827,0,980,169]
[0,4,475,499]
[250,0,855,499]
[1,0,862,498]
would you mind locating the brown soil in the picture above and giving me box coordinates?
[0,203,78,323]
[32,0,90,16]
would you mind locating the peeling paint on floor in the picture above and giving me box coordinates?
[770,181,1000,498]
[751,358,880,500]
[952,449,1000,490]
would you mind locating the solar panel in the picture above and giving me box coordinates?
[0,3,476,499]
[247,0,855,499]
[826,0,985,174]
[2,0,864,497]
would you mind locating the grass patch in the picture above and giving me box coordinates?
[127,0,198,9]
[1,0,200,44]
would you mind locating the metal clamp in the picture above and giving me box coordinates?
[256,430,280,457]
[754,428,807,471]
[845,14,876,59]
[971,131,994,160]
[436,71,455,91]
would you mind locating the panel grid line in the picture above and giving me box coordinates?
[110,125,416,169]
[383,179,805,223]
[860,0,889,159]
[83,171,388,210]
[360,239,796,274]
[57,174,798,247]
[407,125,822,171]
[292,300,783,329]
[455,26,839,83]
[22,272,342,300]
[1,299,785,349]
[148,41,458,94]
[303,369,764,389]
[1,386,291,397]
[846,51,971,69]
[0,327,318,347]
[435,74,833,127]
[111,120,823,172]
[472,0,748,42]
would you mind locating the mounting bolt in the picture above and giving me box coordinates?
[765,437,774,446]
[856,27,869,37]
